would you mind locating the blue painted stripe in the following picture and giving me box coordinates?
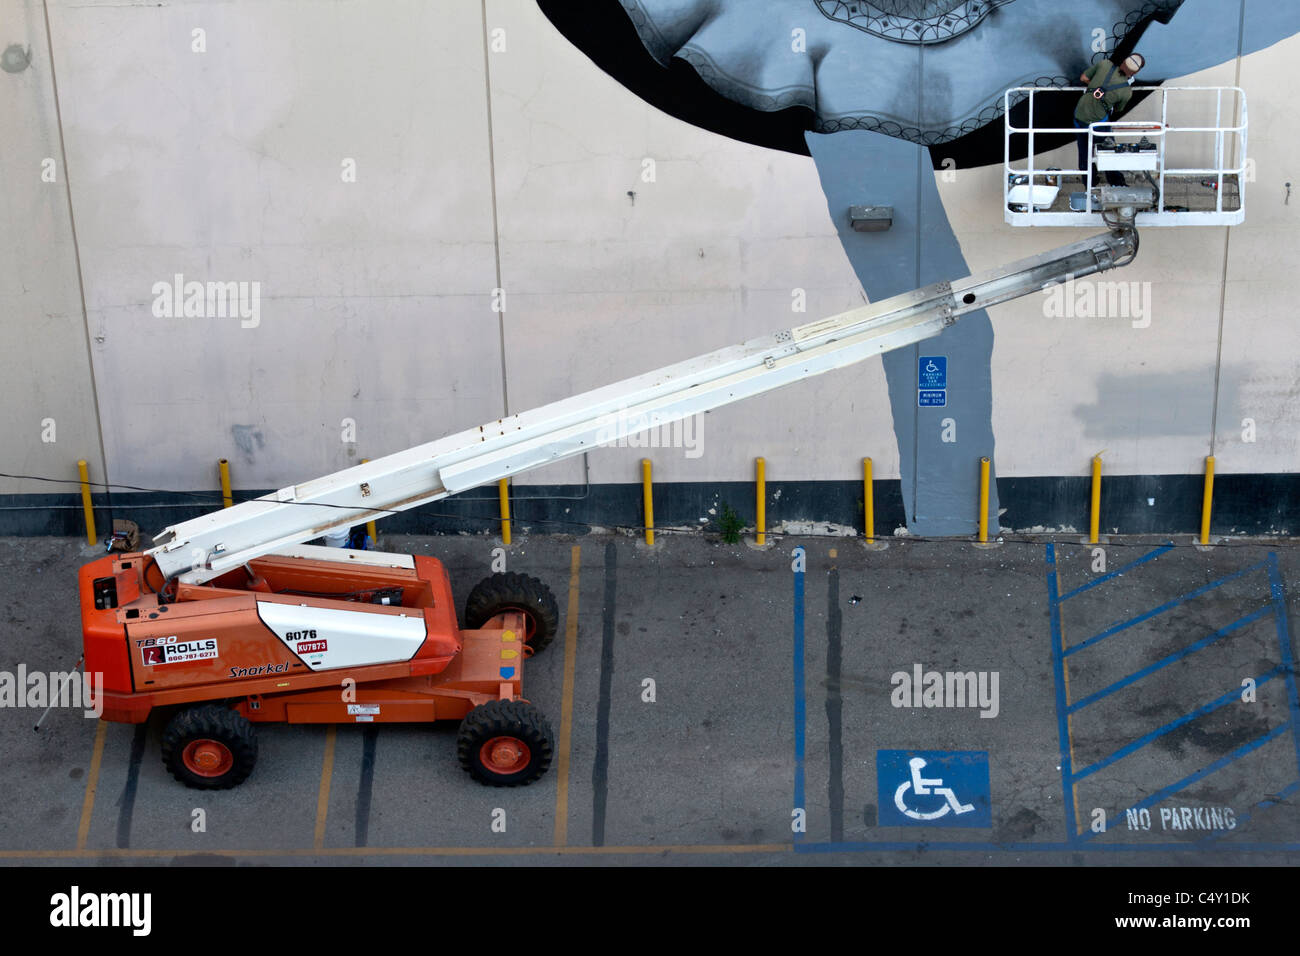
[1057,543,1175,603]
[793,551,806,842]
[1200,779,1300,843]
[1045,543,1079,842]
[1260,779,1300,805]
[1067,604,1272,715]
[1072,666,1285,782]
[791,839,1300,854]
[1064,560,1268,657]
[1266,553,1300,781]
[1089,719,1295,842]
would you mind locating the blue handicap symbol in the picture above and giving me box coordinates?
[918,356,947,389]
[877,750,991,828]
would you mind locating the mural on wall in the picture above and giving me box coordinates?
[540,0,1300,535]
[615,0,1180,145]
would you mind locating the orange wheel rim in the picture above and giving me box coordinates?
[479,736,531,775]
[182,739,234,778]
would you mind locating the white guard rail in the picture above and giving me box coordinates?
[1004,86,1247,227]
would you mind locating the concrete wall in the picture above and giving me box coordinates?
[0,0,103,498]
[1,0,1296,534]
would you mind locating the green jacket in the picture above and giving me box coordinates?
[1075,59,1132,124]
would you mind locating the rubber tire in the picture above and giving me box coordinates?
[161,704,258,790]
[463,572,559,654]
[456,699,554,787]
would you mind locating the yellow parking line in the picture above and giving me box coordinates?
[0,842,790,860]
[314,726,337,850]
[75,721,107,850]
[553,545,581,847]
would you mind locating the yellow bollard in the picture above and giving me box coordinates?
[755,457,766,546]
[977,457,990,544]
[863,457,875,543]
[1089,454,1103,544]
[1200,455,1216,545]
[362,459,378,545]
[498,478,512,545]
[219,458,233,509]
[77,459,96,547]
[641,459,655,546]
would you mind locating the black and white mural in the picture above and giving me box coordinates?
[540,0,1299,534]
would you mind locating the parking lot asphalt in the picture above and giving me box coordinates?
[1,530,1297,866]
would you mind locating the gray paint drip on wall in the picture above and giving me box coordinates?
[805,129,997,535]
[231,425,265,463]
[1074,366,1244,441]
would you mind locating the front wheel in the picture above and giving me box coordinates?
[456,699,554,787]
[161,704,258,790]
[463,572,559,654]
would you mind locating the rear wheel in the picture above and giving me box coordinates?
[463,572,559,654]
[456,699,554,787]
[161,704,257,790]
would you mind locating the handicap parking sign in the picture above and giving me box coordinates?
[918,356,947,389]
[877,750,991,828]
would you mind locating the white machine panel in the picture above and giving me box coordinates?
[257,601,427,671]
[269,544,416,569]
[1007,183,1060,211]
[1095,149,1159,172]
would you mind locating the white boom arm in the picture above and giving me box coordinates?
[150,227,1137,583]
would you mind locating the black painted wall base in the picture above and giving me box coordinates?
[4,474,1296,541]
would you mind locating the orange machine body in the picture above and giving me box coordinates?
[79,551,528,725]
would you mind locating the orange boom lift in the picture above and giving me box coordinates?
[83,145,1226,787]
[81,546,558,788]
